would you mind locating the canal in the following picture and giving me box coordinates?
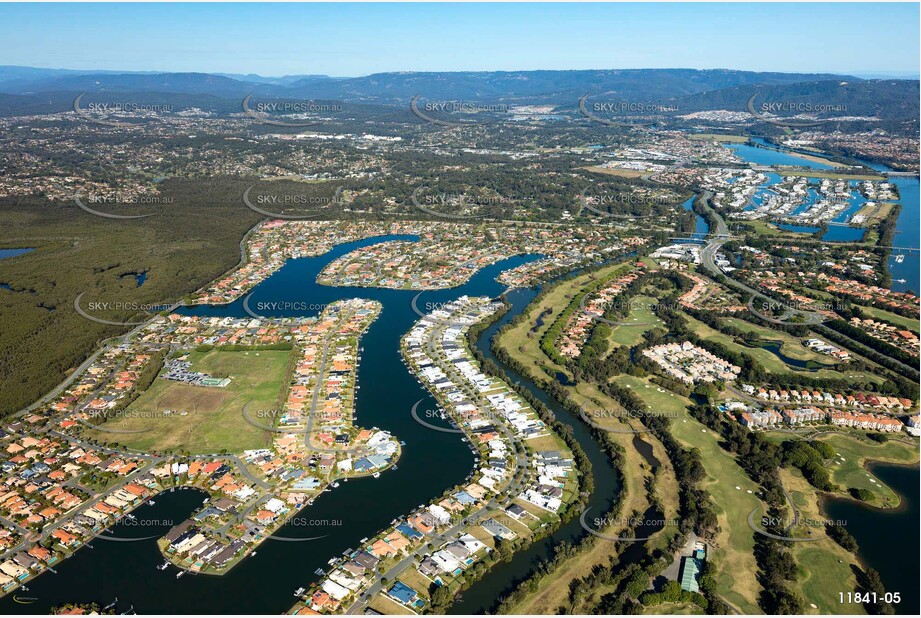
[2,236,628,614]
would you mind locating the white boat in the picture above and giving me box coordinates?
[158,561,170,571]
[125,514,136,521]
[294,587,306,597]
[895,254,905,263]
[148,500,156,506]
[176,571,185,579]
[372,472,380,478]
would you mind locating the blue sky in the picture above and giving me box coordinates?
[0,2,918,77]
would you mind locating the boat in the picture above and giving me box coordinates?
[176,570,185,579]
[896,278,907,283]
[158,561,170,571]
[125,513,136,521]
[148,500,156,506]
[372,472,380,478]
[895,254,906,263]
[250,551,257,557]
[294,587,306,597]
[331,482,340,488]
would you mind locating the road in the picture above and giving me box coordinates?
[343,305,535,614]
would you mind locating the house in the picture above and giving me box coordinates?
[387,581,419,605]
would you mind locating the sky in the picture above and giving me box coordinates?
[0,2,918,77]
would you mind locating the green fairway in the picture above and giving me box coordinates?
[84,348,292,454]
[609,295,665,347]
[719,317,834,364]
[778,468,865,615]
[612,375,763,614]
[856,305,920,334]
[682,312,885,383]
[817,433,919,507]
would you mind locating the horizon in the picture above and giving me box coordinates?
[3,64,921,81]
[0,2,918,76]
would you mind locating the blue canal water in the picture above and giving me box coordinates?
[0,235,623,614]
[0,248,34,259]
[729,143,919,285]
[681,195,709,236]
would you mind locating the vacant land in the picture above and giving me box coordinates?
[85,347,291,453]
[583,166,647,178]
[687,134,748,143]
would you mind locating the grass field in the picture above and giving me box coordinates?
[817,433,919,507]
[641,601,706,614]
[857,305,920,334]
[778,468,865,615]
[719,317,835,364]
[687,134,748,143]
[613,374,765,614]
[608,295,665,347]
[496,274,681,615]
[85,348,292,453]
